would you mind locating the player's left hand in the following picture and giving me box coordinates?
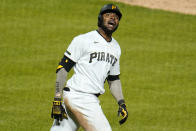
[118,100,128,125]
[51,98,68,125]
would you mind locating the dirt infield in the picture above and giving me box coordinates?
[112,0,196,15]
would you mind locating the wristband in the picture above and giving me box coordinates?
[118,99,125,105]
[54,97,61,101]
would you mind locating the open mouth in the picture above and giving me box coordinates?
[108,21,116,27]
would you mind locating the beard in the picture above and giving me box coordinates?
[100,21,119,35]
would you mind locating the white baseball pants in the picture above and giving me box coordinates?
[50,89,112,131]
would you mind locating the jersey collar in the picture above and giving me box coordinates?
[95,30,113,44]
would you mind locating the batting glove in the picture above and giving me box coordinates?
[51,98,68,125]
[118,99,128,125]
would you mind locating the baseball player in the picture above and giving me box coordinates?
[50,4,128,131]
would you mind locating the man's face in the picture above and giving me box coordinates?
[101,12,119,34]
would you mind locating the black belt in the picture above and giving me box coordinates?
[63,87,70,91]
[63,87,100,97]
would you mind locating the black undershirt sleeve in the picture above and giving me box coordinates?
[107,75,120,81]
[56,55,76,73]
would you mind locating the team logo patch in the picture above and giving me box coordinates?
[112,5,116,9]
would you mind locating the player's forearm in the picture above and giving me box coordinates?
[108,79,124,102]
[55,68,68,98]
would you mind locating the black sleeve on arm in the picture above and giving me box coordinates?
[56,55,76,73]
[107,75,120,81]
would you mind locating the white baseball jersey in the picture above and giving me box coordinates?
[64,30,121,94]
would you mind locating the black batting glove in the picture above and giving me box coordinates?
[118,99,128,125]
[51,98,68,125]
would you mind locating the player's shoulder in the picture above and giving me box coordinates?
[111,37,121,52]
[73,30,97,41]
[69,31,97,49]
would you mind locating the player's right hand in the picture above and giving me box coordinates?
[118,100,128,125]
[51,98,68,123]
